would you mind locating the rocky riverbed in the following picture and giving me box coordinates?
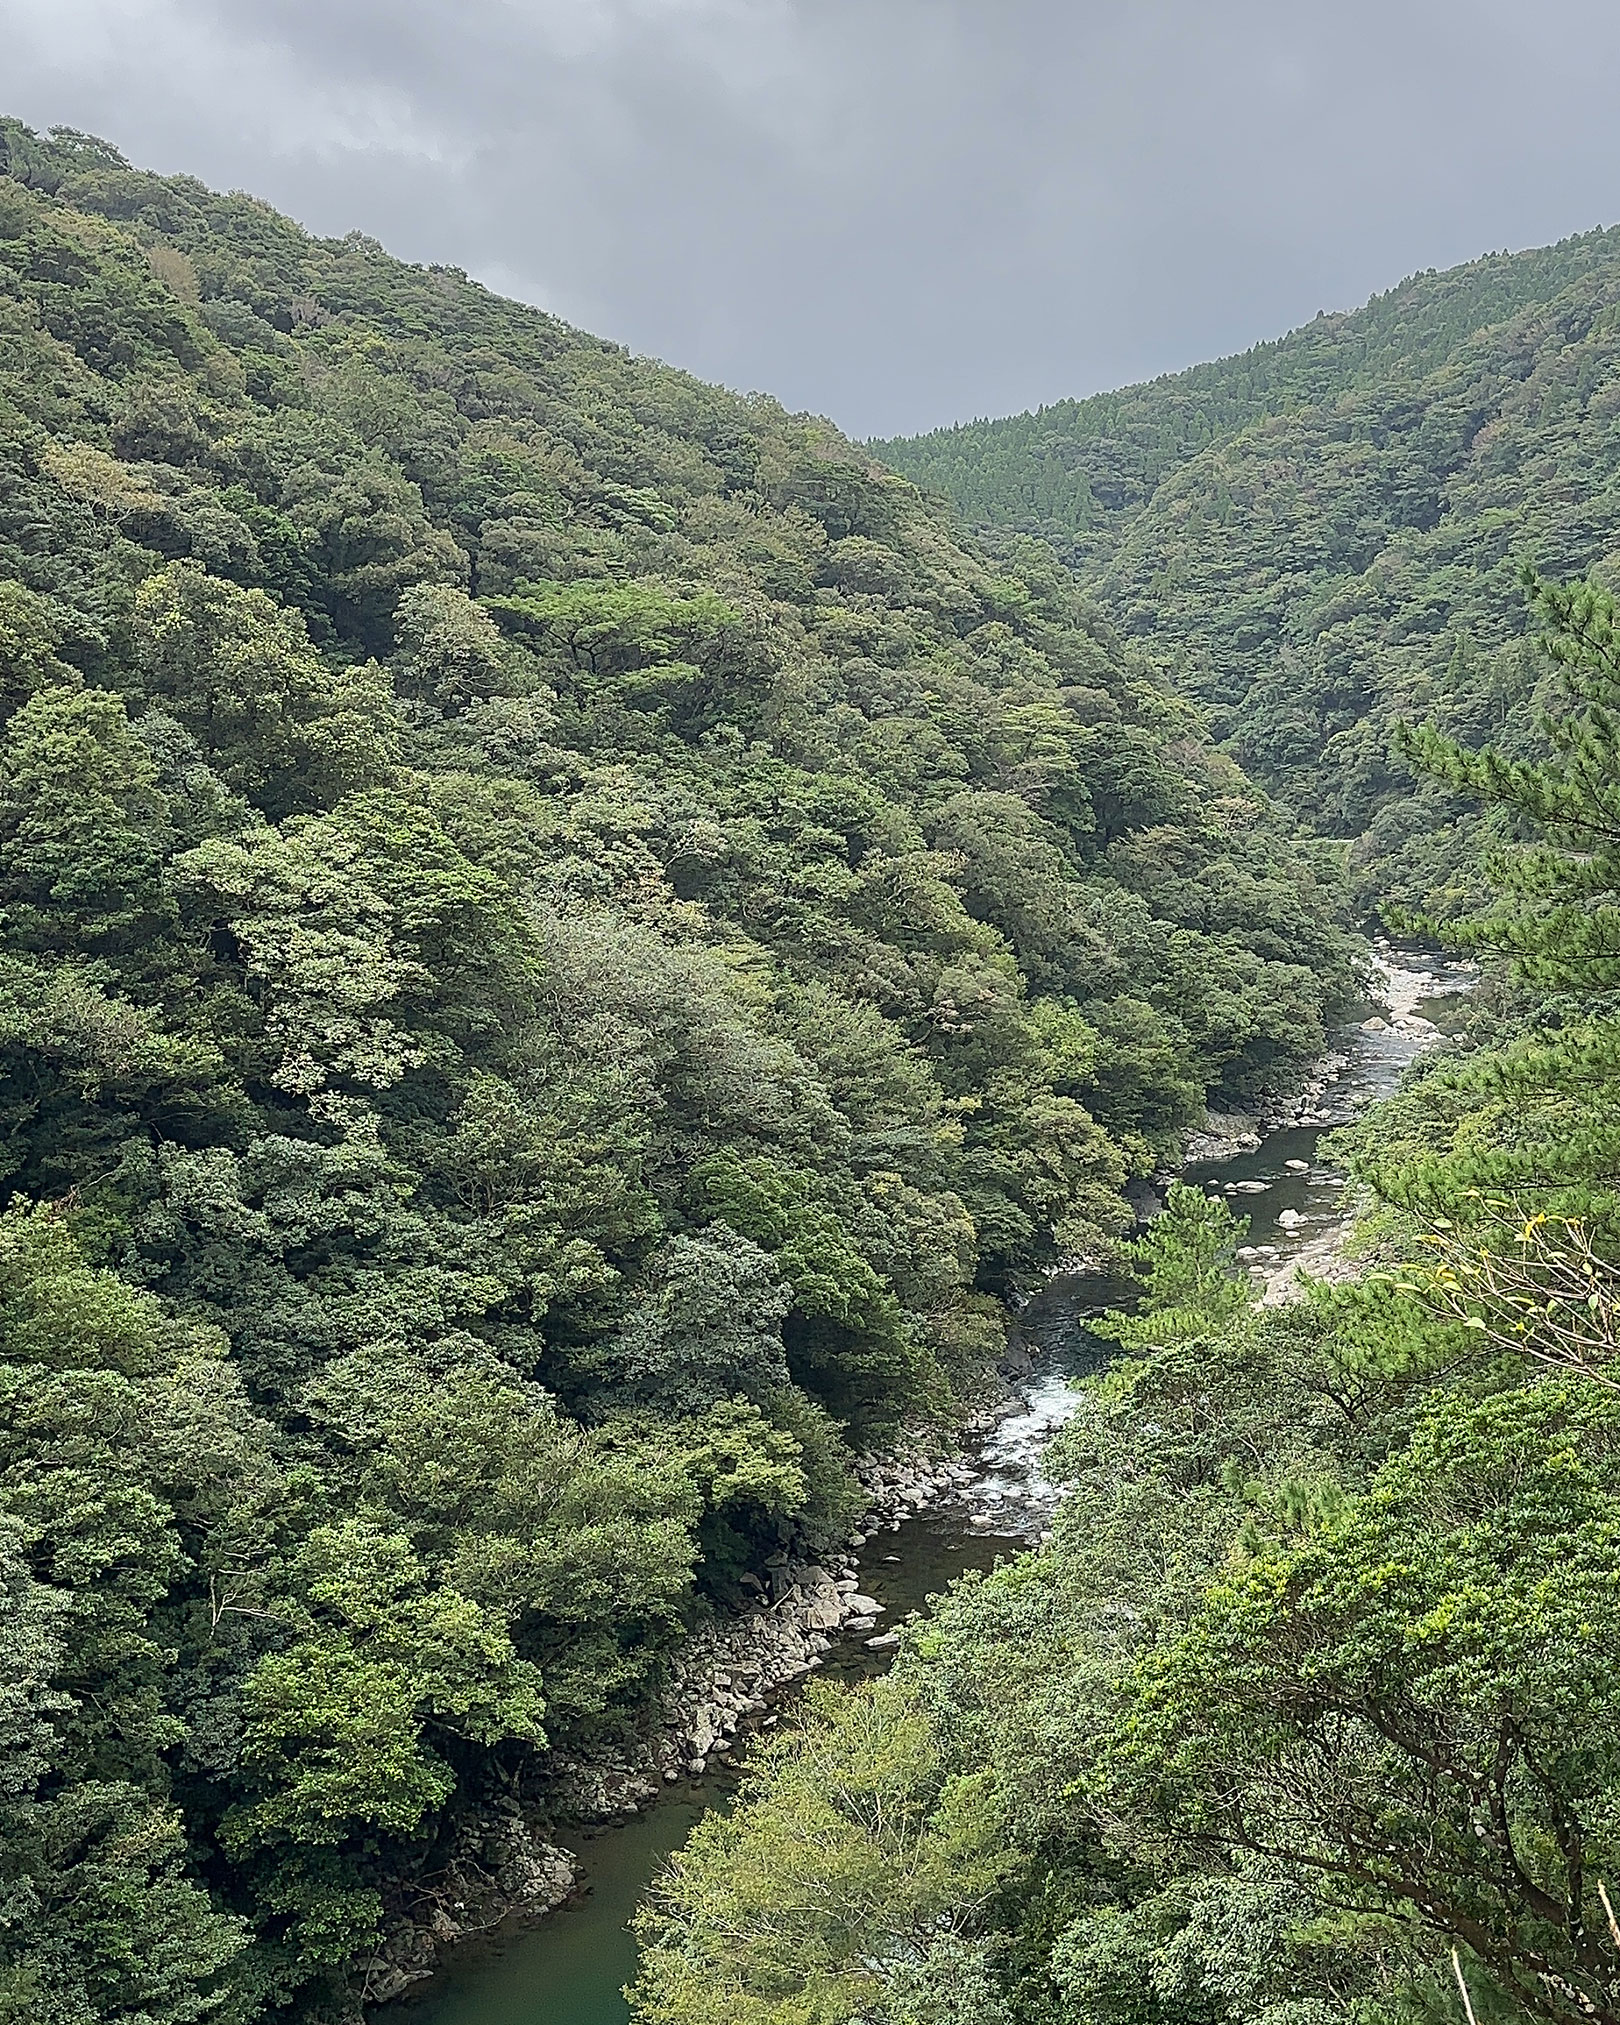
[1194,948,1478,1309]
[377,947,1479,2019]
[364,1433,990,2004]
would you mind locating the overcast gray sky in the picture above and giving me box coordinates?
[9,0,1620,438]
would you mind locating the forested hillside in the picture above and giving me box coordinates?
[632,231,1620,2025]
[634,577,1620,2025]
[0,119,1356,2023]
[877,230,1620,911]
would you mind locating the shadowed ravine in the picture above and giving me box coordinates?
[385,950,1475,2025]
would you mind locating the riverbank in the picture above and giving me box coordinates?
[1204,948,1478,1308]
[379,949,1475,2023]
[364,1428,998,2005]
[1185,948,1471,1164]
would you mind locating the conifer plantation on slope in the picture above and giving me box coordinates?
[0,121,1353,2022]
[879,228,1620,913]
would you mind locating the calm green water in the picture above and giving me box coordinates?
[389,1797,712,2025]
[386,1475,1046,2025]
[382,956,1473,2025]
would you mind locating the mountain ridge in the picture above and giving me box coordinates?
[872,222,1620,559]
[877,222,1620,910]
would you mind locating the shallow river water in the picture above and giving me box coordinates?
[386,951,1474,2025]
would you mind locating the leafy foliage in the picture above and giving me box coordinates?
[0,119,1356,2018]
[879,229,1620,914]
[632,586,1620,2025]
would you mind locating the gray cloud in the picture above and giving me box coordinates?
[8,0,1620,436]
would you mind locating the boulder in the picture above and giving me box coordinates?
[797,1567,844,1631]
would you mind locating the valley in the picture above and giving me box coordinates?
[1,113,1618,2025]
[393,952,1472,2025]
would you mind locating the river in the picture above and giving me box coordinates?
[385,949,1475,2025]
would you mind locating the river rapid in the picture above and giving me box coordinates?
[385,949,1475,2025]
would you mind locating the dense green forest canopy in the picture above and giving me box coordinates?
[634,577,1620,2025]
[0,119,1357,2023]
[877,228,1620,912]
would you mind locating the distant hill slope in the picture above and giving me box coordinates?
[875,229,1620,909]
[872,229,1620,561]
